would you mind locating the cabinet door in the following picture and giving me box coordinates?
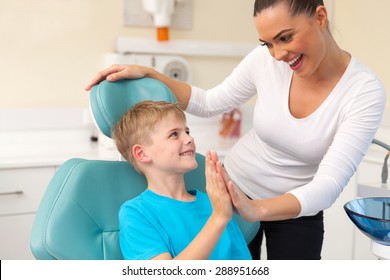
[0,167,55,215]
[0,167,55,259]
[0,214,36,259]
[354,161,384,259]
[356,160,383,188]
[353,229,377,260]
[321,175,357,259]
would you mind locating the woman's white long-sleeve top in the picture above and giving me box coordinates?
[186,46,386,217]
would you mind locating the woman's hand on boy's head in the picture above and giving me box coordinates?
[85,64,150,91]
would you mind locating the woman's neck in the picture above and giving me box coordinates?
[314,36,351,83]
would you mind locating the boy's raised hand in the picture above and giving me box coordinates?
[205,151,233,223]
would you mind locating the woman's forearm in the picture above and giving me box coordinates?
[228,183,301,222]
[252,193,302,221]
[146,68,192,110]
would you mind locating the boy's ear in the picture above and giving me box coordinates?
[132,144,152,163]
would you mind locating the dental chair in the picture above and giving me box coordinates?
[30,78,260,260]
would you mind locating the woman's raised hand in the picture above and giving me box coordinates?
[85,64,153,91]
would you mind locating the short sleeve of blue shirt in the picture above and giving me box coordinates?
[119,198,171,260]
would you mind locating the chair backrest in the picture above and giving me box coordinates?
[90,78,177,138]
[30,156,207,260]
[30,78,259,259]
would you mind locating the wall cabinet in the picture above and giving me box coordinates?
[0,120,120,260]
[321,145,388,260]
[353,157,388,260]
[322,175,357,259]
[0,167,56,259]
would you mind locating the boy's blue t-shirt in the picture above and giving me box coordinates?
[119,189,252,260]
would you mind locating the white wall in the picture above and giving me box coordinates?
[332,0,390,107]
[0,0,255,108]
[0,0,388,108]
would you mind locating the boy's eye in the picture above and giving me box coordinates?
[169,132,178,138]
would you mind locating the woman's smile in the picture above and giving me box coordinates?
[288,54,304,70]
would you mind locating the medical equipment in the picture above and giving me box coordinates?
[142,0,175,41]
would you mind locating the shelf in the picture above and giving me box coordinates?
[116,37,258,58]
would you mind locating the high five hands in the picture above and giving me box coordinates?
[205,150,259,223]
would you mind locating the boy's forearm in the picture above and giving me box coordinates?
[173,214,229,260]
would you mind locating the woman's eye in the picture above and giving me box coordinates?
[280,35,292,43]
[259,40,271,47]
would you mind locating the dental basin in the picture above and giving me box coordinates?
[344,197,390,259]
[344,197,390,246]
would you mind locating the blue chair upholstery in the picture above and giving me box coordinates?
[90,78,177,138]
[30,78,259,260]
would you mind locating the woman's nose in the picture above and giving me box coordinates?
[272,45,288,61]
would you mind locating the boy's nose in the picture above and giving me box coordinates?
[185,134,194,144]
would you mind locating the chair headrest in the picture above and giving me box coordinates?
[90,78,177,138]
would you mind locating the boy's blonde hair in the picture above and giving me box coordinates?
[112,100,186,173]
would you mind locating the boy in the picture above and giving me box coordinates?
[112,100,251,260]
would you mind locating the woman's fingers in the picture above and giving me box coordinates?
[227,182,258,222]
[85,64,148,91]
[85,65,120,91]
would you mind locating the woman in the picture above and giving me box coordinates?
[86,0,386,259]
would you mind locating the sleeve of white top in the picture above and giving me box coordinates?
[289,76,386,217]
